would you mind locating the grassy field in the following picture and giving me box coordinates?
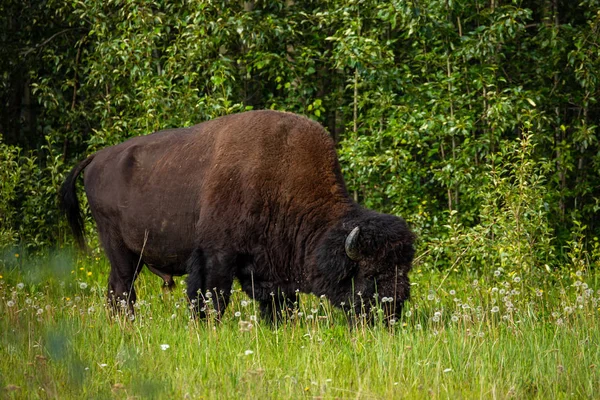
[1,251,599,399]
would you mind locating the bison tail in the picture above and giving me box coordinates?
[59,155,95,252]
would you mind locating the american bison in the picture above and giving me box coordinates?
[60,110,415,323]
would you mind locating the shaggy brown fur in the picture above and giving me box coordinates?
[60,110,415,322]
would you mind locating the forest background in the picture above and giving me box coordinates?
[1,0,600,275]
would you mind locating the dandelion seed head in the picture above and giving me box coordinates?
[16,283,24,290]
[491,306,500,313]
[79,282,88,290]
[7,300,15,307]
[234,311,241,317]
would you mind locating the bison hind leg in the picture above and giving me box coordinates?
[104,244,142,317]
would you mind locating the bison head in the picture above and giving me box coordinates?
[315,210,415,324]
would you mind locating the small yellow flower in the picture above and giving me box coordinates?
[79,267,84,271]
[0,275,3,279]
[87,271,92,276]
[15,253,19,258]
[66,297,71,301]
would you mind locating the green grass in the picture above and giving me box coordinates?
[1,252,599,399]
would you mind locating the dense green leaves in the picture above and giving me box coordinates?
[1,1,599,271]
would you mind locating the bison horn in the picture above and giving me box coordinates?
[345,226,361,261]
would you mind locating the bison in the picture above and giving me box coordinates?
[60,110,415,323]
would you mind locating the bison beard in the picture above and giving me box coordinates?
[60,110,415,323]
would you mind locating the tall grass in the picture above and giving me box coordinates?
[1,252,599,399]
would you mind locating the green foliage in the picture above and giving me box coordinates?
[0,137,19,246]
[0,135,65,251]
[1,1,600,273]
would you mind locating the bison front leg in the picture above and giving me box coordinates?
[186,249,234,321]
[259,291,293,324]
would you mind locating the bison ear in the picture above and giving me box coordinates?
[345,226,362,261]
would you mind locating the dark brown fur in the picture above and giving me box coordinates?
[60,110,415,322]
